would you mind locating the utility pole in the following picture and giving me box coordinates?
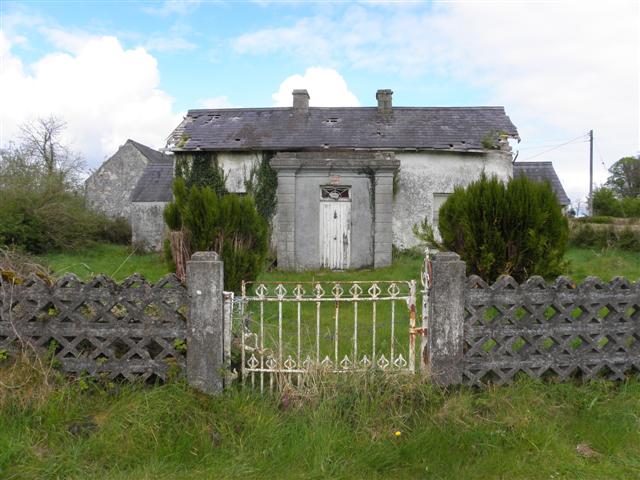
[588,129,593,216]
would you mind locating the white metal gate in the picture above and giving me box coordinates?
[319,187,351,270]
[235,279,420,392]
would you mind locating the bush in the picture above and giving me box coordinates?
[618,228,640,251]
[164,178,269,292]
[415,173,568,282]
[0,178,132,254]
[569,224,640,252]
[0,181,114,254]
[621,197,640,218]
[96,217,132,245]
[592,187,640,218]
[592,188,624,217]
[1,136,130,253]
[575,215,615,225]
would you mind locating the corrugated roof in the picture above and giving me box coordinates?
[167,106,518,152]
[513,161,570,206]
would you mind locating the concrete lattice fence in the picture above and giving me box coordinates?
[0,251,229,395]
[1,250,639,394]
[425,252,640,386]
[0,272,190,382]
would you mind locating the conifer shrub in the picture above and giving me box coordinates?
[163,177,268,292]
[415,173,569,282]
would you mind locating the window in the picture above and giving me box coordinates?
[321,186,351,201]
[433,193,451,224]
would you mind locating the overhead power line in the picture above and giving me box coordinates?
[519,133,589,161]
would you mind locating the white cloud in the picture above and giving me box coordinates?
[198,96,236,108]
[235,2,640,205]
[143,35,197,53]
[272,67,359,107]
[0,31,182,169]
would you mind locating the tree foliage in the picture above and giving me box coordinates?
[0,118,129,253]
[163,177,268,292]
[604,156,640,199]
[592,187,640,218]
[414,173,569,282]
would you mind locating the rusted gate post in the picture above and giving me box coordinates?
[427,252,466,385]
[186,251,225,395]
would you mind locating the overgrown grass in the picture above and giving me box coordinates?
[565,248,640,282]
[1,357,639,479]
[37,244,638,285]
[38,243,171,283]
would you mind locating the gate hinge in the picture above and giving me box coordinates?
[410,327,428,336]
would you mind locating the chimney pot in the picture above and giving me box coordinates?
[292,89,310,113]
[376,89,393,114]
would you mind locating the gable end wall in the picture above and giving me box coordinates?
[393,151,513,248]
[85,142,149,220]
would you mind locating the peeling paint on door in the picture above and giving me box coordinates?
[320,187,351,269]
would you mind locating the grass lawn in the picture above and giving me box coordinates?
[39,243,171,283]
[1,362,639,480]
[565,248,640,282]
[39,244,639,285]
[7,246,638,479]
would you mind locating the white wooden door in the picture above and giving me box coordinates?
[320,201,351,269]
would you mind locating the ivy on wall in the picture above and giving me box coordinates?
[175,152,228,196]
[244,152,278,224]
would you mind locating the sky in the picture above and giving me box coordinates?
[1,0,638,210]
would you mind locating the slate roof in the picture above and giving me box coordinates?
[129,142,174,203]
[128,139,170,164]
[513,161,571,206]
[168,106,519,152]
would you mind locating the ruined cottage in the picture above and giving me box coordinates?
[165,89,519,269]
[87,89,522,269]
[85,139,173,250]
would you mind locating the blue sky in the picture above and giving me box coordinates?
[1,0,638,208]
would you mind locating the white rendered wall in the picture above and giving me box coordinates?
[217,152,260,193]
[392,151,513,249]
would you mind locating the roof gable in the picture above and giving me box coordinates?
[127,139,172,164]
[513,161,570,206]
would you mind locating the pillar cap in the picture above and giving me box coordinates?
[190,251,219,261]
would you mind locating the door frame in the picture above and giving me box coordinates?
[319,185,352,270]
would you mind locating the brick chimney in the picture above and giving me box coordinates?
[376,89,393,114]
[292,89,310,113]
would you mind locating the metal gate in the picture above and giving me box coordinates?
[234,279,422,392]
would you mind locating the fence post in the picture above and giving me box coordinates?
[427,251,466,386]
[186,251,224,395]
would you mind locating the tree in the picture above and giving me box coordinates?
[164,178,268,292]
[605,156,640,199]
[0,117,127,253]
[414,173,568,282]
[592,187,624,217]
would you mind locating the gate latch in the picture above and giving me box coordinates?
[410,327,428,336]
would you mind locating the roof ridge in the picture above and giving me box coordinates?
[187,106,507,114]
[127,139,171,163]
